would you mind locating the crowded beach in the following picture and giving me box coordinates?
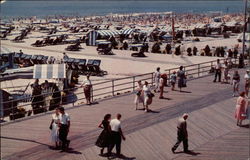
[0,11,249,121]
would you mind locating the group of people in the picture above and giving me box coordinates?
[46,63,249,156]
[134,66,187,112]
[233,69,249,126]
[213,59,249,126]
[50,107,71,151]
[213,59,249,98]
[95,113,126,157]
[31,79,61,114]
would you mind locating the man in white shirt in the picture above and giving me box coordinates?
[108,113,126,157]
[213,59,222,82]
[58,107,70,151]
[154,67,161,93]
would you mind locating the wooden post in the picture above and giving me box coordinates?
[133,76,135,92]
[112,80,115,96]
[198,64,200,77]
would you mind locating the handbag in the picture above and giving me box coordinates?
[136,90,141,96]
[147,92,155,98]
[49,123,52,130]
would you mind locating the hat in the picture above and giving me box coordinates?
[182,113,188,118]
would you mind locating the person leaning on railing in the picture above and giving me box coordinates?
[81,75,92,105]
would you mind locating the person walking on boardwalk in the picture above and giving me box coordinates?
[235,92,248,126]
[58,107,70,151]
[213,59,222,82]
[244,70,250,98]
[171,113,189,153]
[177,66,187,92]
[134,80,144,110]
[232,70,240,97]
[154,67,161,93]
[170,71,177,91]
[108,113,126,157]
[49,107,61,149]
[96,114,112,155]
[159,74,167,99]
[81,75,92,105]
[143,81,154,112]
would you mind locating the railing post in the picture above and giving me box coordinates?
[12,100,14,121]
[91,86,94,103]
[198,64,200,77]
[151,73,154,85]
[133,76,135,92]
[112,80,115,96]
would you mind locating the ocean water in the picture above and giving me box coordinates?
[0,1,244,19]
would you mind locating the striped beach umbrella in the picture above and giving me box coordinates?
[33,64,66,79]
[88,30,98,46]
[121,28,134,35]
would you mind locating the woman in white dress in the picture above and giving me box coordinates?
[134,80,144,110]
[143,81,153,112]
[50,108,60,148]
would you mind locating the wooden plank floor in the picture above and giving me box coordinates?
[1,69,249,160]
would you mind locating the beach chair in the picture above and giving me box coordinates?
[24,55,33,66]
[78,59,87,74]
[2,54,9,62]
[86,59,95,74]
[72,59,80,70]
[65,58,75,70]
[14,53,22,64]
[42,56,49,64]
[31,55,39,64]
[93,60,108,76]
[36,55,45,64]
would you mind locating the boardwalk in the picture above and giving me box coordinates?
[1,69,249,160]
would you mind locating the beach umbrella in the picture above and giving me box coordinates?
[33,64,66,79]
[97,30,121,37]
[88,30,98,46]
[121,28,134,35]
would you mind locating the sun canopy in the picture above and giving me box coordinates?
[121,28,134,35]
[97,30,121,37]
[33,64,66,79]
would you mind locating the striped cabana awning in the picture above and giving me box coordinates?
[33,64,66,79]
[88,30,98,46]
[121,28,134,35]
[97,30,121,37]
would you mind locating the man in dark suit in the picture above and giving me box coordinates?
[171,113,189,153]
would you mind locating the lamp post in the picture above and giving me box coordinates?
[242,0,248,58]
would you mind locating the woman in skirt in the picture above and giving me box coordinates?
[235,92,247,126]
[134,80,144,110]
[95,114,112,155]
